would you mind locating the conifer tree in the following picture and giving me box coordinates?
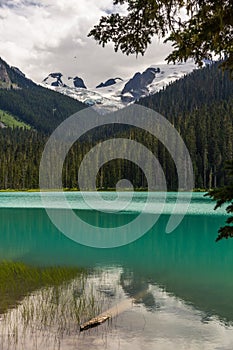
[207,162,233,241]
[89,0,233,76]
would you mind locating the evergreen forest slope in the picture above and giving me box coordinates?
[0,58,86,134]
[0,61,232,190]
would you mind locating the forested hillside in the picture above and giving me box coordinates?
[138,63,233,189]
[0,58,86,133]
[0,62,232,190]
[0,129,45,189]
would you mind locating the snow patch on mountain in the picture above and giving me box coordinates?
[41,61,197,112]
[148,62,197,95]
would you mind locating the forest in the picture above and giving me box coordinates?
[0,62,232,190]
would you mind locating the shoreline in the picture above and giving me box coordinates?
[0,188,208,193]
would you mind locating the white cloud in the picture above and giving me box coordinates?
[0,0,172,87]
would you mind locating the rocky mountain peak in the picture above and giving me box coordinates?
[96,77,123,89]
[41,61,196,112]
[72,76,86,89]
[0,60,11,89]
[0,57,35,89]
[11,67,26,78]
[121,67,160,102]
[43,73,63,87]
[43,73,87,89]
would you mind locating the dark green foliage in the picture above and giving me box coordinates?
[0,62,232,193]
[0,57,86,134]
[138,63,233,189]
[139,62,233,113]
[0,128,46,189]
[206,162,233,241]
[89,0,233,76]
[0,87,86,134]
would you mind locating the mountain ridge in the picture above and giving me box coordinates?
[0,57,86,133]
[0,58,232,190]
[41,61,197,111]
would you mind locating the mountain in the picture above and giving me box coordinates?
[138,62,233,188]
[41,61,197,112]
[0,58,86,133]
[0,58,232,191]
[96,78,123,88]
[138,61,233,116]
[0,61,11,89]
[42,72,87,89]
[73,76,86,89]
[121,67,160,102]
[0,58,35,90]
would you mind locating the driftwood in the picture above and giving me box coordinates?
[80,290,149,332]
[80,314,111,332]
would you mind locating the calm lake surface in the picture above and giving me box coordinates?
[0,192,233,349]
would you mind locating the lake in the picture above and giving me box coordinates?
[0,192,233,349]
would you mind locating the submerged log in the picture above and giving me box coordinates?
[80,314,111,332]
[80,290,148,332]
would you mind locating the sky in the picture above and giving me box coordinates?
[0,0,173,88]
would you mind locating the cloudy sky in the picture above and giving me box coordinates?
[0,0,172,88]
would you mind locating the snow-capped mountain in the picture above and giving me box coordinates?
[41,61,197,112]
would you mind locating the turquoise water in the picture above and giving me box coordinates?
[0,192,233,349]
